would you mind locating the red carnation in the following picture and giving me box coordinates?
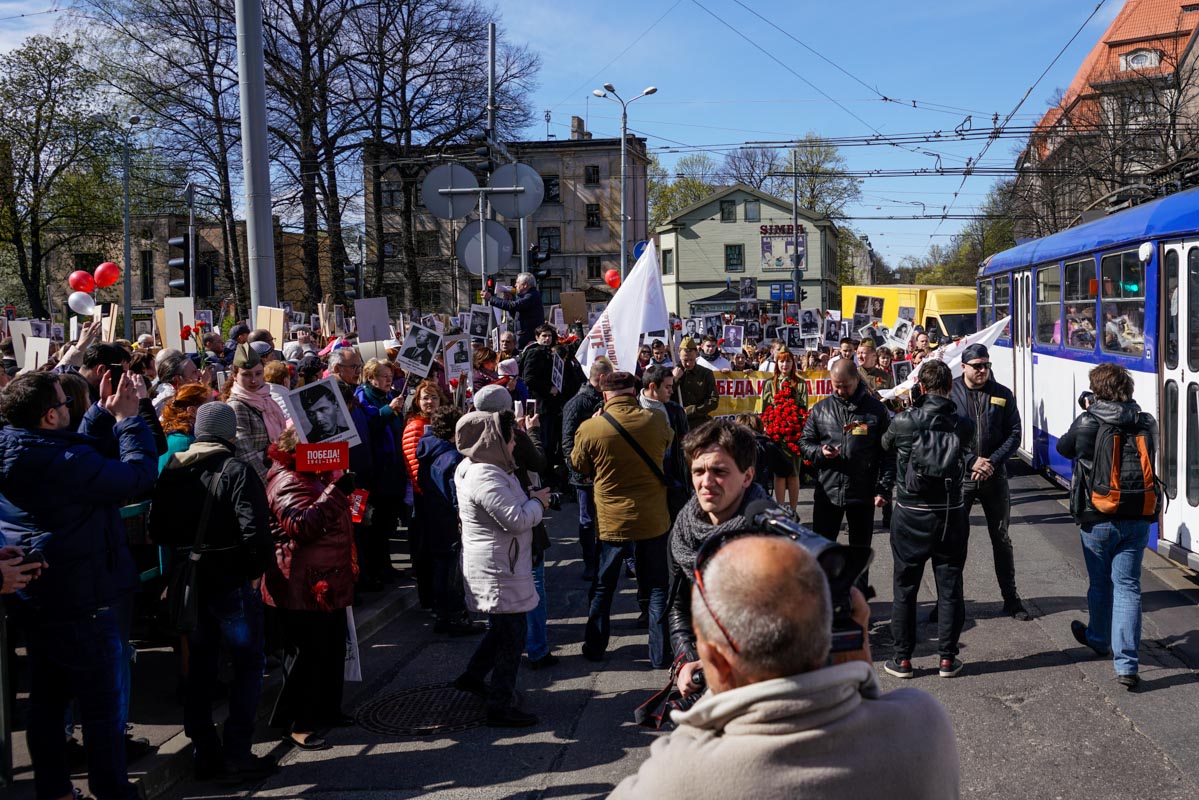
[180,325,192,340]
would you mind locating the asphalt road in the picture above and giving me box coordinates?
[165,465,1199,800]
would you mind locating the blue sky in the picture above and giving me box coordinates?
[1,0,1123,264]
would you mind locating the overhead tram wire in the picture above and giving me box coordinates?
[930,0,1109,237]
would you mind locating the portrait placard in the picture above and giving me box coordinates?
[442,334,471,380]
[396,322,442,378]
[283,376,361,448]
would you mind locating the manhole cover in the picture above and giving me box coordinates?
[355,682,486,736]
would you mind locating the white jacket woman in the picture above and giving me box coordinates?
[454,411,545,615]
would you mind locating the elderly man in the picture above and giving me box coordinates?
[798,358,894,596]
[498,330,519,360]
[484,272,545,349]
[572,371,674,667]
[673,340,718,430]
[609,534,959,800]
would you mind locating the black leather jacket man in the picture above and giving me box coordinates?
[798,382,895,506]
[882,393,977,509]
[949,375,1020,472]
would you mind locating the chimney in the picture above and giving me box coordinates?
[570,115,585,140]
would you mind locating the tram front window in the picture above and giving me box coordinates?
[1099,250,1145,357]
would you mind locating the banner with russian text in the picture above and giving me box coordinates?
[713,370,832,417]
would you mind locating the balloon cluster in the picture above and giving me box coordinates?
[67,261,122,316]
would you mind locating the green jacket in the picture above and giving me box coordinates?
[675,364,719,429]
[571,395,673,542]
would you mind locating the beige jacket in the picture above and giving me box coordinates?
[609,661,959,800]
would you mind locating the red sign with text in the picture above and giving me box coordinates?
[296,442,350,472]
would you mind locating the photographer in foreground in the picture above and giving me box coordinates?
[610,533,958,799]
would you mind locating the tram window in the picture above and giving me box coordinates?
[1188,384,1199,507]
[1063,258,1097,350]
[1189,248,1199,371]
[1165,249,1179,369]
[1163,380,1178,500]
[979,280,994,328]
[995,277,1011,338]
[1099,250,1146,357]
[1035,265,1061,345]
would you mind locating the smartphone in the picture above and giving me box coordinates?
[525,399,537,416]
[17,550,45,567]
[107,363,124,385]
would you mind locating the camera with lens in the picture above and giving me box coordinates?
[546,491,563,511]
[1078,390,1094,411]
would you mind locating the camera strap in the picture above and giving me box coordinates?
[601,412,668,487]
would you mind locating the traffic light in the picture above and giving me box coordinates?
[470,130,495,175]
[195,254,213,298]
[528,242,552,265]
[168,233,190,296]
[344,262,359,300]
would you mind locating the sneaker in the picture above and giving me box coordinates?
[1070,620,1110,656]
[883,658,914,678]
[1003,599,1032,621]
[938,657,964,678]
[1117,673,1140,691]
[453,673,489,698]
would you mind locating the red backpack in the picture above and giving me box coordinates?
[1088,416,1160,520]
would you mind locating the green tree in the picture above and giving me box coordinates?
[0,36,120,318]
[899,181,1016,286]
[648,153,723,229]
[783,133,861,221]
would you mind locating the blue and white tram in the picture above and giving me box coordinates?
[978,187,1199,569]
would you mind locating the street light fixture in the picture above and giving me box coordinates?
[592,82,658,279]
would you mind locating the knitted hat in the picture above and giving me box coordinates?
[194,402,237,445]
[473,384,513,413]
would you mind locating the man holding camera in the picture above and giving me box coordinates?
[611,530,958,798]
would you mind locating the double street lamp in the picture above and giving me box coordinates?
[592,83,656,278]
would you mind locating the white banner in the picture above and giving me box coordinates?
[577,244,670,372]
[880,316,1011,400]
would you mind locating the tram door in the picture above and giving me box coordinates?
[1159,242,1198,553]
[1011,270,1036,460]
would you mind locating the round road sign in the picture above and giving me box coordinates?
[456,219,512,276]
[421,164,479,220]
[487,164,544,219]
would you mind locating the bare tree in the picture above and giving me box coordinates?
[784,133,861,221]
[717,146,783,195]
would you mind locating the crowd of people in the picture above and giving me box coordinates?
[0,280,1161,799]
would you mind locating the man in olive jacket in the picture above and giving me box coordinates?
[572,371,674,667]
[672,339,718,430]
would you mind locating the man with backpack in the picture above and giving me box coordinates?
[1056,363,1159,690]
[950,344,1030,621]
[881,360,977,679]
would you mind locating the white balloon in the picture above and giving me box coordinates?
[68,291,96,316]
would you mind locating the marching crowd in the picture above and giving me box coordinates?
[0,275,1161,799]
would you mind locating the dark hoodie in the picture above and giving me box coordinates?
[1056,398,1156,525]
[416,430,464,546]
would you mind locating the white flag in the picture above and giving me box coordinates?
[577,245,669,372]
[880,315,1011,400]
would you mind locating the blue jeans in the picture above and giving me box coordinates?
[185,581,265,764]
[25,598,137,800]
[525,561,549,660]
[584,535,670,667]
[576,486,598,577]
[1079,519,1150,676]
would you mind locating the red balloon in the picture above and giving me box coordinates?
[94,261,121,288]
[68,270,96,293]
[604,269,621,289]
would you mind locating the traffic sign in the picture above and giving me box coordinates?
[633,240,649,259]
[488,164,544,219]
[421,164,479,220]
[456,219,512,276]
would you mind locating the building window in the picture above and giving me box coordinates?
[74,252,101,271]
[381,180,403,208]
[415,231,440,258]
[661,249,674,275]
[1120,49,1160,71]
[720,200,736,223]
[1099,250,1145,357]
[724,244,744,272]
[744,200,760,222]
[540,277,562,306]
[419,282,441,311]
[537,226,561,252]
[543,175,561,204]
[1034,264,1060,345]
[508,227,518,251]
[585,204,601,228]
[587,256,602,281]
[140,250,154,301]
[584,165,600,185]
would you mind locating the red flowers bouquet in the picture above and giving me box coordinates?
[761,379,808,458]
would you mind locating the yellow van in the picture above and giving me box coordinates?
[840,285,977,345]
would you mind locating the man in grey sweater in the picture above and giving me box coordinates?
[609,535,959,800]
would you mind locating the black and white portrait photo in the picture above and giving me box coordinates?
[799,309,820,337]
[735,300,759,320]
[397,322,442,378]
[682,318,703,340]
[704,315,723,338]
[784,326,803,350]
[739,276,757,299]
[442,334,471,380]
[853,295,885,321]
[722,325,744,352]
[892,360,914,385]
[743,319,762,341]
[469,304,492,339]
[283,377,362,448]
[822,317,841,348]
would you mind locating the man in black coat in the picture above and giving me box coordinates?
[950,344,1029,620]
[881,360,977,680]
[798,358,894,594]
[638,364,691,520]
[150,402,276,782]
[561,360,613,580]
[484,272,546,349]
[520,325,564,477]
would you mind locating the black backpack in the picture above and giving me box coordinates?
[1088,415,1160,520]
[903,413,966,502]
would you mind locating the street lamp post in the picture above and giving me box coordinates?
[122,115,141,340]
[592,83,656,279]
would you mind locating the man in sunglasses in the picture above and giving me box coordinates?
[611,533,959,799]
[950,343,1029,621]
